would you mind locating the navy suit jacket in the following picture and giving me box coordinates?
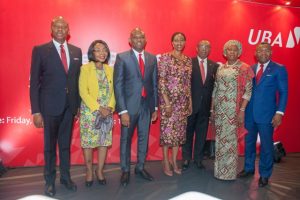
[245,60,288,124]
[113,50,157,115]
[30,41,82,116]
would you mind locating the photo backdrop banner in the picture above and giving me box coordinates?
[0,0,299,167]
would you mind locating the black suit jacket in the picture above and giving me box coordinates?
[191,57,219,117]
[30,41,82,116]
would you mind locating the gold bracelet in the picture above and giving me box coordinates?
[165,105,171,108]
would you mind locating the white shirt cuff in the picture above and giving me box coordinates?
[276,111,284,116]
[119,110,128,115]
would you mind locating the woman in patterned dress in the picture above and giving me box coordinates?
[79,40,115,186]
[158,32,192,176]
[211,40,254,180]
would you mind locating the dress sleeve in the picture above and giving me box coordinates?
[241,66,255,101]
[158,54,169,95]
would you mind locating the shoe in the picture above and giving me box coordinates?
[134,168,154,181]
[194,160,205,169]
[60,179,77,191]
[258,177,268,187]
[182,160,190,171]
[170,162,182,175]
[44,184,56,197]
[237,170,255,178]
[85,180,93,187]
[120,172,130,187]
[162,161,173,176]
[95,170,106,185]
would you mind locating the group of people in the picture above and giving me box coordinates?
[30,16,288,197]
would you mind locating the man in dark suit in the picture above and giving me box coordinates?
[238,42,288,187]
[30,16,82,196]
[182,40,219,170]
[113,27,157,187]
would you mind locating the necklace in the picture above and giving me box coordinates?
[226,59,240,67]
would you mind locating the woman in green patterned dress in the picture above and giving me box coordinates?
[211,40,254,180]
[79,40,115,187]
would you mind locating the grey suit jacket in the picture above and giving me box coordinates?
[113,50,157,115]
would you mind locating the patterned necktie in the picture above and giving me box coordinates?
[256,64,264,84]
[139,53,146,97]
[60,44,68,73]
[200,60,205,84]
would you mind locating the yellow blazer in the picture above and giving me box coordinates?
[79,62,115,112]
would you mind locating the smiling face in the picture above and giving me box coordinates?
[51,16,69,44]
[197,40,211,59]
[172,33,186,52]
[225,44,239,62]
[256,43,272,64]
[129,28,146,52]
[93,42,109,63]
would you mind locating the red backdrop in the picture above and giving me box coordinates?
[0,0,299,167]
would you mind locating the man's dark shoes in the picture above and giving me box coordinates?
[182,160,190,171]
[134,168,154,181]
[237,170,254,178]
[44,184,56,197]
[60,179,77,191]
[120,172,130,187]
[194,160,205,169]
[258,177,268,187]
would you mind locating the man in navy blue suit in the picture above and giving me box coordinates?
[238,42,288,187]
[114,28,158,187]
[30,16,82,196]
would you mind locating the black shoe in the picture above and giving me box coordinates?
[85,180,93,187]
[95,171,107,185]
[194,160,205,169]
[182,160,190,171]
[44,184,56,197]
[134,168,154,181]
[120,172,130,187]
[60,179,77,191]
[237,170,255,178]
[258,177,268,187]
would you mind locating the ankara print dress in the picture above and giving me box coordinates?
[158,53,192,146]
[212,62,254,180]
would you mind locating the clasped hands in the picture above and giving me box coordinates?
[99,106,112,118]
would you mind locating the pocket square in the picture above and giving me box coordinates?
[73,57,80,60]
[266,74,272,76]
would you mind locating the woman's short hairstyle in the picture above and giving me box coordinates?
[87,40,110,63]
[171,32,186,42]
[223,40,242,56]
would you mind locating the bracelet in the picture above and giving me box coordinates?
[240,108,245,112]
[165,105,171,108]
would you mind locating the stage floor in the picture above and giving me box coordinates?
[1,153,300,200]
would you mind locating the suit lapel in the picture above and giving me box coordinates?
[67,44,73,74]
[144,52,151,79]
[206,60,214,85]
[259,61,273,85]
[49,41,68,75]
[130,50,141,77]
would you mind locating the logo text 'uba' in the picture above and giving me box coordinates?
[248,27,300,48]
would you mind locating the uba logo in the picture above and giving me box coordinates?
[248,27,300,48]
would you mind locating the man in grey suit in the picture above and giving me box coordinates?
[113,28,158,187]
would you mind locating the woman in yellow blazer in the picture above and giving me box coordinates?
[79,40,115,187]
